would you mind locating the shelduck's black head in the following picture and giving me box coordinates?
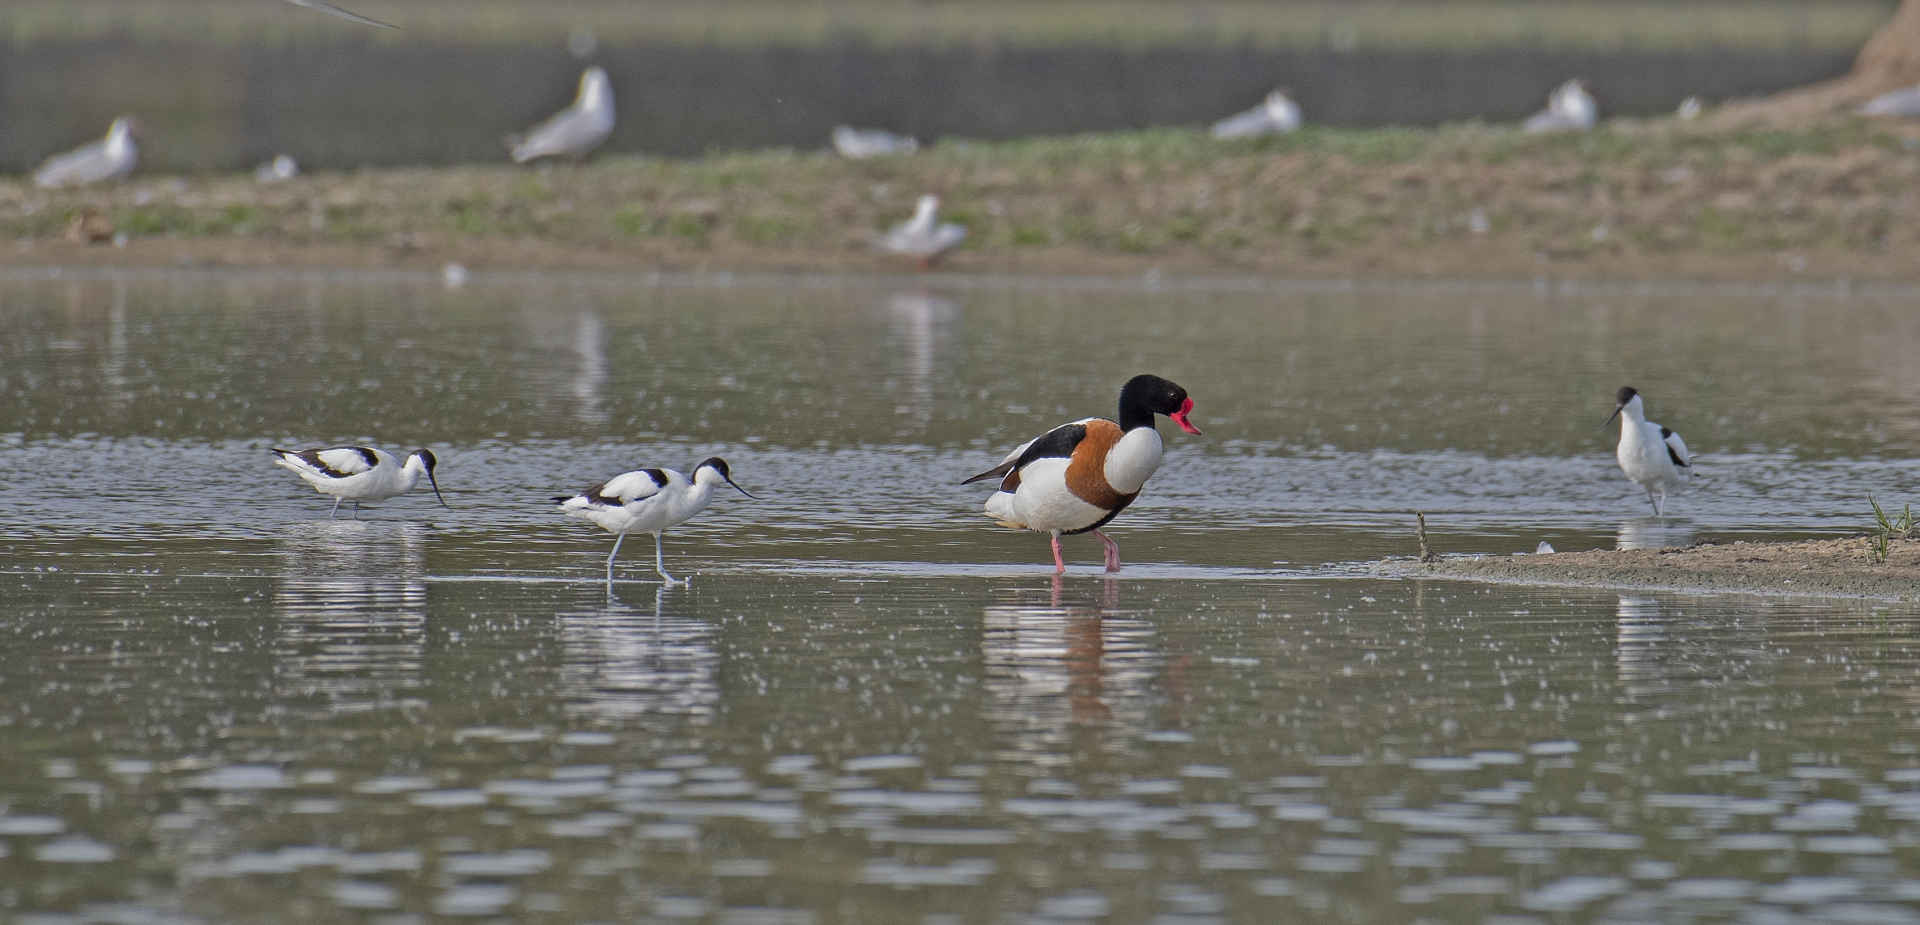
[1118,374,1202,435]
[695,456,757,499]
[409,449,449,508]
[1604,386,1640,429]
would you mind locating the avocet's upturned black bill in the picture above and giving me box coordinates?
[1605,386,1693,516]
[962,374,1202,573]
[270,446,447,519]
[553,457,755,586]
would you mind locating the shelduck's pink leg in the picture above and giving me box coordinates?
[1093,530,1122,572]
[1049,532,1066,573]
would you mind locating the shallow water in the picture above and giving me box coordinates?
[4,271,1920,923]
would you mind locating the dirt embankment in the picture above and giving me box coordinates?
[1377,536,1920,601]
[7,115,1920,283]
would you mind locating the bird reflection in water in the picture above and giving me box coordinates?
[1614,595,1674,702]
[559,587,720,728]
[982,578,1162,760]
[572,309,609,425]
[886,292,957,418]
[274,521,429,713]
[1616,516,1696,551]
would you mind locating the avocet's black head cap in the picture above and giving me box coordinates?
[411,449,449,508]
[1614,386,1638,406]
[1119,374,1202,434]
[697,457,757,499]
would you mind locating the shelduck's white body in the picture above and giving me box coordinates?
[554,457,754,585]
[1607,387,1692,516]
[512,67,616,163]
[271,446,447,519]
[965,375,1202,573]
[34,117,140,188]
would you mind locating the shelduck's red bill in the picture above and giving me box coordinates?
[1171,397,1202,435]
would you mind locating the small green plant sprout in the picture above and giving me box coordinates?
[1866,493,1916,563]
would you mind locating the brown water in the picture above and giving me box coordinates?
[3,270,1920,923]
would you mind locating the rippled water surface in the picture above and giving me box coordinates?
[4,271,1920,923]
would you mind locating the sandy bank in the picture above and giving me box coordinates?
[1376,536,1920,601]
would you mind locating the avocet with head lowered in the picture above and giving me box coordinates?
[963,374,1203,573]
[1606,386,1693,516]
[553,458,756,586]
[271,446,448,518]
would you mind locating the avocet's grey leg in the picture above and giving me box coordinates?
[654,533,682,586]
[606,533,626,585]
[330,497,342,519]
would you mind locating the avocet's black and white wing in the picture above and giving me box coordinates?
[283,0,395,28]
[1660,426,1692,476]
[272,446,380,481]
[555,468,670,511]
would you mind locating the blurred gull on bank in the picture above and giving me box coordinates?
[880,195,966,270]
[1210,90,1302,139]
[833,126,918,159]
[511,67,615,163]
[34,117,141,188]
[1861,83,1920,118]
[255,154,299,183]
[1676,96,1703,120]
[282,0,394,28]
[1523,80,1597,133]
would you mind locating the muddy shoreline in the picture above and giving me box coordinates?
[1375,536,1920,601]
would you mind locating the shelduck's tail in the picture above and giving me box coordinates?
[983,492,1025,530]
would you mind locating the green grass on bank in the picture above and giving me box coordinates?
[0,0,1897,52]
[5,119,1919,265]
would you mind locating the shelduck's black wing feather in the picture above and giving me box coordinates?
[961,421,1092,485]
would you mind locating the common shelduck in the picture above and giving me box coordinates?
[271,446,448,519]
[963,374,1201,573]
[511,68,616,164]
[1523,80,1598,133]
[1605,386,1693,516]
[34,117,142,189]
[880,195,967,270]
[553,458,755,586]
